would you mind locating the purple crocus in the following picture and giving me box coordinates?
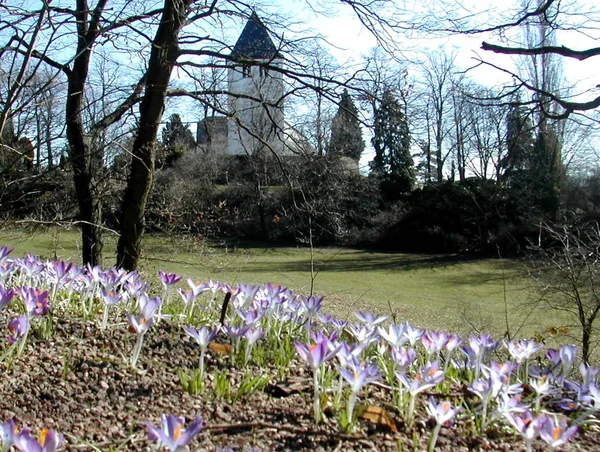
[421,330,449,360]
[158,270,182,287]
[338,358,381,423]
[183,325,218,377]
[539,416,578,451]
[244,327,265,365]
[14,427,64,452]
[398,361,445,396]
[354,311,388,330]
[378,323,408,348]
[295,338,341,423]
[0,285,15,310]
[347,323,377,345]
[398,361,445,427]
[8,316,29,344]
[146,414,203,452]
[186,279,210,297]
[426,398,461,452]
[402,322,423,346]
[504,411,545,452]
[128,296,161,367]
[1,418,17,451]
[0,246,13,262]
[17,287,49,317]
[295,339,340,370]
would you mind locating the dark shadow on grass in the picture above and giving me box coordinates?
[232,248,488,274]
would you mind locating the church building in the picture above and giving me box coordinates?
[197,12,309,157]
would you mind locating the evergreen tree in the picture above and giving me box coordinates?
[501,100,534,180]
[327,89,364,162]
[159,113,196,167]
[370,90,415,198]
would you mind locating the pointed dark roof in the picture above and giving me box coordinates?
[231,12,279,62]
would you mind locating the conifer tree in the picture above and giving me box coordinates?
[327,89,364,162]
[159,113,196,167]
[370,90,415,197]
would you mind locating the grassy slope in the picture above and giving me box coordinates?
[0,227,567,341]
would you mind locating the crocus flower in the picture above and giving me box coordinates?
[579,362,600,389]
[1,418,17,452]
[233,283,261,309]
[159,270,182,287]
[183,325,218,377]
[496,394,529,418]
[347,324,377,345]
[505,339,542,364]
[17,287,49,317]
[128,296,161,367]
[186,279,210,297]
[100,288,122,329]
[295,338,341,422]
[465,333,498,380]
[146,414,203,452]
[539,416,578,451]
[243,327,265,365]
[354,311,388,330]
[14,427,64,452]
[504,411,545,452]
[0,246,12,262]
[426,398,461,452]
[222,324,249,363]
[8,316,29,344]
[558,344,577,377]
[338,358,381,423]
[397,361,445,427]
[18,255,44,284]
[295,339,340,370]
[236,309,264,327]
[378,323,408,348]
[398,361,445,396]
[529,375,553,410]
[0,286,15,310]
[468,375,504,431]
[402,322,423,346]
[504,339,542,381]
[391,346,417,377]
[421,330,449,360]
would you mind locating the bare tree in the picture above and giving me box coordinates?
[1,0,413,269]
[418,49,458,183]
[528,223,600,364]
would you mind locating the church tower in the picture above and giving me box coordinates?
[227,12,285,156]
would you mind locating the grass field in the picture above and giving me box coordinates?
[0,226,571,343]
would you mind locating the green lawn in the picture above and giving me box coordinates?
[0,227,569,342]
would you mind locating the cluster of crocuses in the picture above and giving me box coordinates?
[0,245,598,450]
[292,311,599,448]
[0,414,258,452]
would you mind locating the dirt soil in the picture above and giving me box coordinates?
[0,316,598,452]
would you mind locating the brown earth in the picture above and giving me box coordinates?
[0,316,597,451]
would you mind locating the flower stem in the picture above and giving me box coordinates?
[101,304,110,329]
[131,332,145,367]
[428,423,442,452]
[313,367,321,423]
[16,324,30,357]
[199,348,205,379]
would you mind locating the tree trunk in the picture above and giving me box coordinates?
[582,321,591,366]
[116,0,190,270]
[65,2,108,268]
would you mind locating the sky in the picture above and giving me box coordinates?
[170,0,600,168]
